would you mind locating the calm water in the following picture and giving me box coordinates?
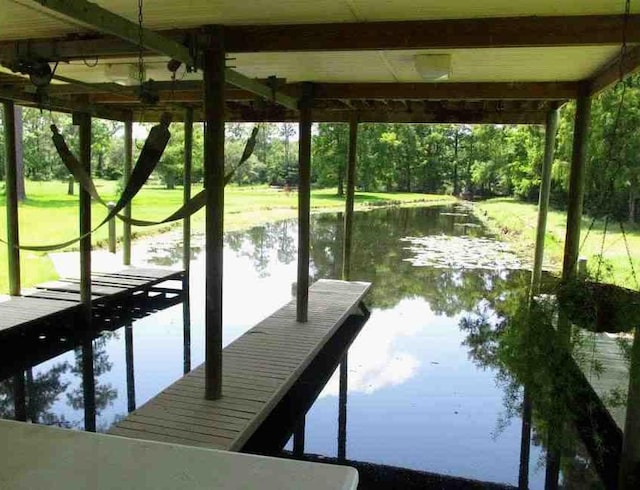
[0,204,619,488]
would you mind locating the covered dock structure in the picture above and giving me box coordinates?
[1,0,640,488]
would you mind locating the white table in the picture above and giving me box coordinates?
[0,420,358,490]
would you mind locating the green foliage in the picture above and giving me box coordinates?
[2,74,639,220]
[554,76,640,221]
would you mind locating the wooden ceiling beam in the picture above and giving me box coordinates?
[0,15,636,62]
[29,0,193,65]
[259,111,547,125]
[66,81,576,103]
[311,82,579,100]
[0,87,130,121]
[588,45,640,95]
[224,108,549,124]
[120,99,556,124]
[224,15,638,52]
[45,79,286,96]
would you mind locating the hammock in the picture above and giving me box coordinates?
[3,122,258,252]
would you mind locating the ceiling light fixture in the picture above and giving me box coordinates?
[414,54,451,81]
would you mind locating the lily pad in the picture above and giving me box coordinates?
[401,235,524,270]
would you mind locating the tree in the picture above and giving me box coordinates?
[279,123,297,185]
[92,119,121,180]
[313,123,348,194]
[14,106,26,200]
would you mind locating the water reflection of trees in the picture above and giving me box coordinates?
[211,206,622,486]
[225,205,509,314]
[0,332,119,431]
[146,241,202,267]
[459,287,619,488]
[313,206,512,314]
[0,364,71,427]
[67,334,118,426]
[226,221,296,277]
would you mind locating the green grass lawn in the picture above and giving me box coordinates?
[0,180,454,293]
[476,197,640,289]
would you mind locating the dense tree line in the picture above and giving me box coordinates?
[0,76,639,221]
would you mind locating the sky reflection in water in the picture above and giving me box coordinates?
[1,205,610,488]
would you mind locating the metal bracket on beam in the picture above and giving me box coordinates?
[225,69,298,110]
[31,0,193,66]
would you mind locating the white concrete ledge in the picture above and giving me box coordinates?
[0,420,358,490]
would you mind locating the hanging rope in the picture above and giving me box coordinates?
[619,221,640,290]
[577,0,635,284]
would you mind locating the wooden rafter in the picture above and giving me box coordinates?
[0,15,637,59]
[41,81,576,103]
[224,15,639,52]
[311,82,578,101]
[588,45,640,95]
[127,99,558,125]
[0,86,129,121]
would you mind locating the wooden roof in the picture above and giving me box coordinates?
[0,0,637,123]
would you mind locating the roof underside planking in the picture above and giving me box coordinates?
[0,0,638,124]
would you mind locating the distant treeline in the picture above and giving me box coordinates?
[0,75,638,222]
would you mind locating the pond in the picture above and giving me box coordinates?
[0,204,626,489]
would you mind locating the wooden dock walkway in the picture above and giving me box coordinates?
[0,268,184,337]
[110,279,371,451]
[574,332,630,431]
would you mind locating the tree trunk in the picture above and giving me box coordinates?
[630,186,638,224]
[337,168,344,196]
[68,175,74,195]
[97,152,104,177]
[336,130,344,196]
[13,106,26,201]
[453,130,459,195]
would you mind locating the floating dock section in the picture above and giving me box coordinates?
[110,279,370,451]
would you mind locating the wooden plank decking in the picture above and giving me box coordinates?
[0,268,183,336]
[110,279,371,451]
[574,332,630,431]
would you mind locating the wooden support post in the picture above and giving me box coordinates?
[74,112,92,314]
[12,372,27,422]
[123,120,133,265]
[14,106,25,202]
[293,416,306,457]
[67,174,75,195]
[183,107,193,274]
[531,109,558,293]
[107,202,116,253]
[203,28,225,401]
[82,337,96,432]
[342,115,358,281]
[296,84,313,323]
[74,110,95,431]
[183,290,192,375]
[562,92,591,281]
[2,101,21,296]
[518,389,532,489]
[619,326,640,489]
[125,323,136,413]
[337,354,348,461]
